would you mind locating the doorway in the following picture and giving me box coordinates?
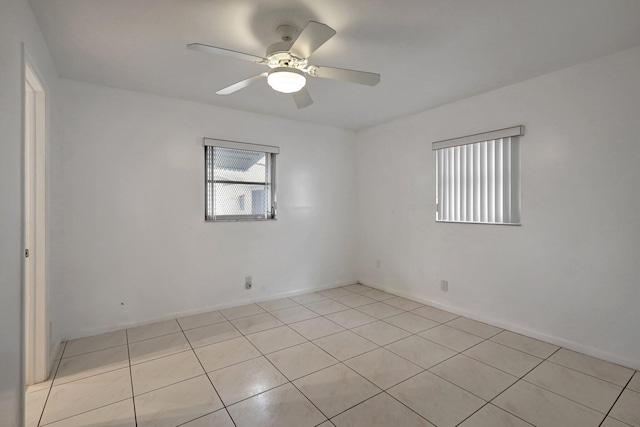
[24,60,48,386]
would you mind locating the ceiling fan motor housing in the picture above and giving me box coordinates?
[266,41,294,58]
[266,41,307,69]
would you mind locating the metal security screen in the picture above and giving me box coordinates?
[205,145,276,221]
[433,127,523,225]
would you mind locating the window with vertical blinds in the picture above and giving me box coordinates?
[433,126,523,225]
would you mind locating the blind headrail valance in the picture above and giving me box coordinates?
[432,126,525,151]
[203,138,280,154]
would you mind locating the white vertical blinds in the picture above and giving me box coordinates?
[433,127,522,224]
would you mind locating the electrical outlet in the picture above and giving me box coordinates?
[441,280,448,292]
[245,276,252,289]
[375,259,381,268]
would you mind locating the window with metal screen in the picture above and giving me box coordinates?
[433,126,523,225]
[204,138,278,221]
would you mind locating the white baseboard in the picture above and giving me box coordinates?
[359,280,640,371]
[63,279,359,343]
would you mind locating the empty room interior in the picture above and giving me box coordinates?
[2,0,640,426]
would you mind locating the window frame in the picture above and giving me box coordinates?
[204,138,279,222]
[432,126,524,226]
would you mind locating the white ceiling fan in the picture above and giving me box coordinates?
[187,21,381,109]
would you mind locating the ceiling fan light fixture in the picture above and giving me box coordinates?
[267,67,306,93]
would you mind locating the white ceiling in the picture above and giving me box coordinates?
[30,0,640,130]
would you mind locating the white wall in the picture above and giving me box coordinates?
[356,46,640,369]
[0,0,59,424]
[51,79,357,340]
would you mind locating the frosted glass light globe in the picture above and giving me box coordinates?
[267,67,306,93]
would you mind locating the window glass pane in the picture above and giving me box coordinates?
[213,183,270,216]
[205,145,274,220]
[214,147,267,183]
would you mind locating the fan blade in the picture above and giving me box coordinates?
[289,21,336,59]
[216,73,267,95]
[311,65,380,86]
[187,43,265,63]
[292,87,313,109]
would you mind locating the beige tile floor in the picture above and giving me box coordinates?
[26,284,640,427]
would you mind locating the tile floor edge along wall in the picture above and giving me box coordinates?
[27,283,640,427]
[359,280,640,372]
[60,280,359,343]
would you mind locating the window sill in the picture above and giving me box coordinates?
[436,220,521,226]
[204,218,277,223]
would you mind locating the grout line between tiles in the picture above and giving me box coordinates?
[602,418,634,427]
[266,340,343,382]
[226,298,387,421]
[132,373,209,399]
[343,324,457,368]
[38,398,133,427]
[452,345,562,427]
[129,347,194,367]
[38,287,637,427]
[205,353,265,375]
[177,318,238,427]
[416,332,482,353]
[458,339,629,409]
[52,365,131,389]
[235,323,333,424]
[455,402,536,427]
[287,312,456,425]
[286,316,347,339]
[125,330,138,427]
[304,306,351,317]
[219,308,267,322]
[598,374,634,427]
[51,344,194,390]
[544,357,634,388]
[36,341,66,427]
[369,326,520,426]
[441,318,501,339]
[518,376,619,415]
[462,337,547,380]
[173,408,227,427]
[245,339,307,357]
[58,340,68,360]
[383,316,441,333]
[60,342,127,360]
[381,388,449,426]
[432,375,506,411]
[323,390,387,423]
[487,331,561,356]
[177,317,229,331]
[186,332,243,349]
[32,289,418,426]
[127,327,182,345]
[350,327,411,348]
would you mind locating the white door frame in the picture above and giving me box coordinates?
[24,55,48,386]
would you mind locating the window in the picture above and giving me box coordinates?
[433,126,523,225]
[204,138,278,221]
